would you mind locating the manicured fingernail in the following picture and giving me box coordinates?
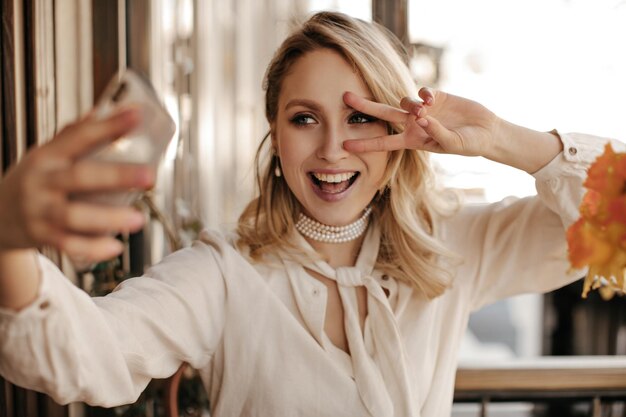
[417,118,428,127]
[416,107,423,117]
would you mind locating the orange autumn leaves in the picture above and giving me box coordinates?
[567,143,626,299]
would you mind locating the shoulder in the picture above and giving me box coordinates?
[197,229,239,253]
[433,195,548,251]
[194,229,287,273]
[146,229,248,277]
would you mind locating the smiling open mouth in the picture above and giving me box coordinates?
[309,171,360,194]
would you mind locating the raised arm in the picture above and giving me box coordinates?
[343,89,623,307]
[342,88,563,174]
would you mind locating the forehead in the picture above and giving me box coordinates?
[278,48,372,107]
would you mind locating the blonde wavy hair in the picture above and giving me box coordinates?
[237,11,458,298]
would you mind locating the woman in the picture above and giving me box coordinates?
[0,11,611,417]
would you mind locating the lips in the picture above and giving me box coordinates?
[309,171,359,195]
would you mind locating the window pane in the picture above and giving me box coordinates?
[306,0,372,21]
[409,0,626,201]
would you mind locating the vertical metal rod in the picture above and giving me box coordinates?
[591,396,602,417]
[118,0,127,74]
[480,397,489,417]
[372,0,409,45]
[12,0,26,161]
[122,232,130,276]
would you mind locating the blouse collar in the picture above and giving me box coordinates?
[289,220,381,284]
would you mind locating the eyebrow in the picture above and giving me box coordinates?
[284,97,376,112]
[284,99,322,112]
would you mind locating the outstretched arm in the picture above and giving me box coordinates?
[0,108,152,310]
[343,88,563,173]
[0,110,230,407]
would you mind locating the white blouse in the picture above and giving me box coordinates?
[0,133,614,416]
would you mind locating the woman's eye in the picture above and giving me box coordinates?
[348,112,377,124]
[290,114,316,126]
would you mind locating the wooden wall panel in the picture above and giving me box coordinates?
[0,0,67,416]
[23,0,37,149]
[0,0,4,172]
[0,382,12,417]
[92,0,119,100]
[126,0,150,77]
[1,0,19,172]
[1,0,17,414]
[372,0,408,45]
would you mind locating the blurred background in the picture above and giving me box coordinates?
[1,0,625,416]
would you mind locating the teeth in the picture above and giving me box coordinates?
[312,172,356,183]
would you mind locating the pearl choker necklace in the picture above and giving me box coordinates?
[295,207,372,243]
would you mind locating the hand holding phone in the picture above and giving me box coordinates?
[73,69,176,206]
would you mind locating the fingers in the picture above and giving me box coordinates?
[400,97,426,117]
[24,195,142,263]
[0,108,147,257]
[22,216,125,262]
[60,234,125,263]
[343,92,408,124]
[343,134,407,153]
[45,161,154,193]
[415,115,461,152]
[418,87,436,105]
[31,200,142,262]
[44,203,145,235]
[25,187,145,238]
[49,107,141,160]
[399,87,437,116]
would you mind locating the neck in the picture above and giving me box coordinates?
[295,206,372,268]
[305,234,366,268]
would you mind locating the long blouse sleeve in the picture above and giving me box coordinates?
[0,230,242,407]
[440,133,623,311]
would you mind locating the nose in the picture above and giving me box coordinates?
[316,124,350,163]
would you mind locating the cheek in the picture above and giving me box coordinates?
[279,144,302,174]
[277,141,310,196]
[364,153,389,184]
[277,132,317,171]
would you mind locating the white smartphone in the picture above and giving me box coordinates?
[73,69,176,206]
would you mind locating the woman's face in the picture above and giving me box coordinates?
[273,48,389,226]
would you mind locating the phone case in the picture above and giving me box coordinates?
[74,69,176,206]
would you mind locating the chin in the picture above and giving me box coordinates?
[305,203,370,226]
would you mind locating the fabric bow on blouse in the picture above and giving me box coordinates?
[284,225,420,417]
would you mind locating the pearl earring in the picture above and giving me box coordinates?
[274,155,282,177]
